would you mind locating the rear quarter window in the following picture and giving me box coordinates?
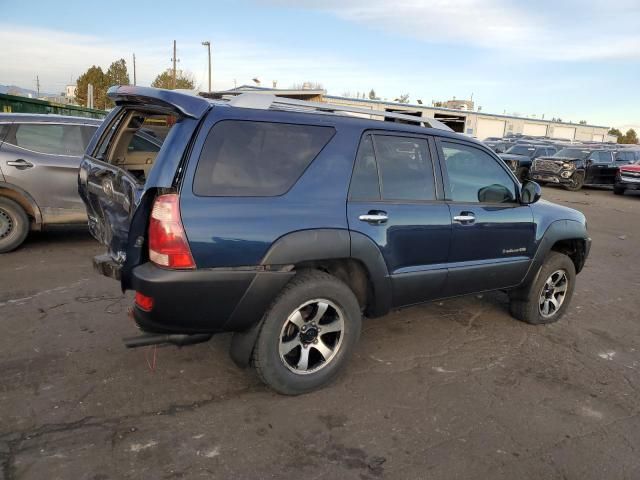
[193,120,335,196]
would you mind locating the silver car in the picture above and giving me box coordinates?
[0,114,161,252]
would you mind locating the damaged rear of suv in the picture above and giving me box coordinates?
[80,86,590,395]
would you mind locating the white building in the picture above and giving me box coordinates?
[217,86,611,142]
[65,85,77,100]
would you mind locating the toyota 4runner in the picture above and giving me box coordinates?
[79,86,591,395]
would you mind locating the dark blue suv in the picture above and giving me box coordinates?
[79,86,591,394]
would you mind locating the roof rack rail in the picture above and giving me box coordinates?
[224,93,453,132]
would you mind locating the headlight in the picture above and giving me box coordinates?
[562,162,575,169]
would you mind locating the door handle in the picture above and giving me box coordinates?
[7,159,34,169]
[453,212,476,224]
[359,212,388,224]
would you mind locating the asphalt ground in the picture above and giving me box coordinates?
[1,186,639,479]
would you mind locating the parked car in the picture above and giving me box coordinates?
[530,148,618,191]
[499,144,558,181]
[79,86,591,395]
[0,113,162,252]
[614,148,640,166]
[483,139,511,154]
[614,159,640,195]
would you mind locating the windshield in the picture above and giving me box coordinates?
[553,148,590,159]
[506,145,537,156]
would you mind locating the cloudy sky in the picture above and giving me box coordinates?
[1,0,638,130]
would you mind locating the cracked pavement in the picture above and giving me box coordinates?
[1,187,639,479]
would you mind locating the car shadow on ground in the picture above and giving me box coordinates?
[20,228,94,248]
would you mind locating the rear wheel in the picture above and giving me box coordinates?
[509,251,576,325]
[613,186,625,195]
[252,270,361,395]
[0,197,29,253]
[564,172,584,191]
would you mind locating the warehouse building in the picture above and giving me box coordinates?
[325,95,611,142]
[216,85,611,142]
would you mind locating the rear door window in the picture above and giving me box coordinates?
[193,120,335,196]
[374,135,435,201]
[349,135,380,200]
[14,124,87,155]
[349,134,436,201]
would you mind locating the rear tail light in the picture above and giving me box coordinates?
[148,194,195,269]
[135,291,154,311]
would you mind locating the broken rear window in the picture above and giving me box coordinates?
[93,111,176,182]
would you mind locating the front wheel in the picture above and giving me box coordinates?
[509,252,576,325]
[564,172,584,191]
[252,270,362,395]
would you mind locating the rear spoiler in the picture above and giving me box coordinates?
[107,85,212,119]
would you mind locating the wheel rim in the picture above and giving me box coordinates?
[538,269,569,318]
[278,299,345,375]
[0,208,14,239]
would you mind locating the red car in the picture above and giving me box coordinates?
[615,159,640,195]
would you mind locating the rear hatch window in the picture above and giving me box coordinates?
[94,111,175,183]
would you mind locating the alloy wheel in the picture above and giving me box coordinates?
[538,269,569,318]
[278,299,345,375]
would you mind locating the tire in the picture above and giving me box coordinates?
[0,197,30,253]
[613,186,625,196]
[564,172,584,191]
[509,251,576,325]
[252,270,362,395]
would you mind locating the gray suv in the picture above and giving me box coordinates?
[0,114,161,252]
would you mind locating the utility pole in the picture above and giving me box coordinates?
[132,53,137,86]
[171,40,177,89]
[201,41,211,93]
[36,75,40,97]
[87,84,94,109]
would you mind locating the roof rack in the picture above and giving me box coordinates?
[223,93,453,132]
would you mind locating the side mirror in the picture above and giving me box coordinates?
[520,180,542,205]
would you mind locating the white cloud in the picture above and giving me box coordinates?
[268,0,640,61]
[0,24,377,96]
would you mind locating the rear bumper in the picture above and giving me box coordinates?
[130,262,294,334]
